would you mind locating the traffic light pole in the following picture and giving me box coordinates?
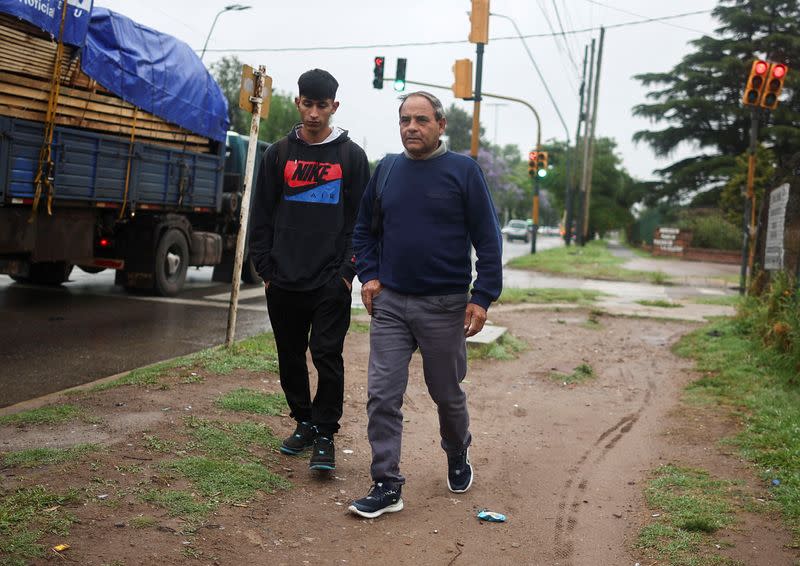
[531,169,540,253]
[470,43,485,160]
[739,107,759,295]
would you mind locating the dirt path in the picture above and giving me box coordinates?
[2,308,796,565]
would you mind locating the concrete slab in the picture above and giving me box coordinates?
[467,324,507,344]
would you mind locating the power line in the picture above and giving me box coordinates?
[550,0,580,72]
[582,0,708,34]
[198,9,712,53]
[534,0,579,96]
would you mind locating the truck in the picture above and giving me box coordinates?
[0,2,264,296]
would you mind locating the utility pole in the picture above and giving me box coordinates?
[565,45,588,246]
[582,27,605,244]
[576,38,595,246]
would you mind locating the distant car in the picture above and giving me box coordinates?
[501,219,530,243]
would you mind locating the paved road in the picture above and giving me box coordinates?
[0,268,269,408]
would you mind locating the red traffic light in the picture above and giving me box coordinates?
[754,61,769,75]
[528,151,537,162]
[772,64,787,78]
[375,57,384,66]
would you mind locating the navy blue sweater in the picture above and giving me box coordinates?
[353,151,502,310]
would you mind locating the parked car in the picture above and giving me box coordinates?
[501,219,530,243]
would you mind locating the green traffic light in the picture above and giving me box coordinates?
[537,168,547,178]
[393,79,406,92]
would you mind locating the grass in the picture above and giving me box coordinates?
[350,320,371,333]
[129,515,158,529]
[690,295,741,306]
[550,363,595,384]
[507,239,671,284]
[672,314,800,544]
[89,332,280,392]
[496,287,605,306]
[138,489,212,521]
[636,464,739,566]
[0,485,79,566]
[0,405,84,426]
[184,417,281,459]
[215,389,287,415]
[467,332,526,361]
[2,444,101,469]
[163,457,289,504]
[637,299,682,308]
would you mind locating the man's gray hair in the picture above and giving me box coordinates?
[398,91,446,121]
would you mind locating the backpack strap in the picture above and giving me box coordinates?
[370,153,399,237]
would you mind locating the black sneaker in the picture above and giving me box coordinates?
[280,421,315,455]
[447,447,473,493]
[348,482,404,518]
[309,435,335,471]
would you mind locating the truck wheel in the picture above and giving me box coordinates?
[241,255,262,284]
[154,229,188,296]
[25,262,74,285]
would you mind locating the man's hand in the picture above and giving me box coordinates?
[361,279,383,315]
[264,280,270,290]
[464,303,487,337]
[342,277,352,291]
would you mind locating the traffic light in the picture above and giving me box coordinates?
[742,59,769,106]
[373,56,385,89]
[760,63,788,109]
[527,151,538,177]
[469,0,490,44]
[537,151,549,178]
[452,59,473,99]
[394,58,407,92]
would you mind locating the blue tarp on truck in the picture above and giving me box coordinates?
[0,2,229,142]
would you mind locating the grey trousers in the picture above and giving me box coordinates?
[366,288,472,486]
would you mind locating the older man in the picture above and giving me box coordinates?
[349,91,503,518]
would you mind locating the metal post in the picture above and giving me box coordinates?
[225,66,264,347]
[470,43,485,160]
[739,108,758,295]
[530,172,540,253]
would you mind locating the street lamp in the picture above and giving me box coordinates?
[200,4,251,62]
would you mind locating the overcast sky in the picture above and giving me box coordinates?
[94,0,719,181]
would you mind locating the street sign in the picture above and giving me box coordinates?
[765,183,790,270]
[239,64,272,118]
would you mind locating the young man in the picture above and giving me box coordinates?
[249,69,369,471]
[348,91,503,517]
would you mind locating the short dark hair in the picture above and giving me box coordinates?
[298,69,339,101]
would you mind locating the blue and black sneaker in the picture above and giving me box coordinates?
[280,421,315,455]
[348,482,404,518]
[447,447,473,493]
[309,435,336,471]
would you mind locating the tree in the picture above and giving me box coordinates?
[546,138,645,237]
[632,0,800,205]
[209,55,298,142]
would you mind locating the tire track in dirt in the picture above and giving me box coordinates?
[553,366,656,563]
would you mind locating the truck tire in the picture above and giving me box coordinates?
[78,265,106,274]
[241,255,262,284]
[19,262,74,285]
[154,229,189,296]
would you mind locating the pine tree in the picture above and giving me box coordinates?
[632,0,800,205]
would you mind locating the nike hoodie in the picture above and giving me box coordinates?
[249,126,370,291]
